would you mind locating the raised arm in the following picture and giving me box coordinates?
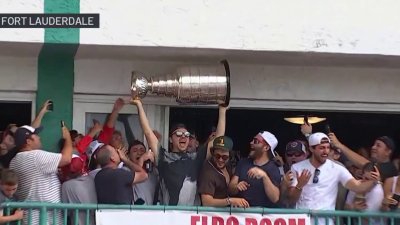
[59,123,73,167]
[329,133,369,168]
[75,120,103,154]
[206,105,227,158]
[131,99,159,159]
[214,105,227,138]
[31,100,51,128]
[97,98,125,144]
[106,98,125,128]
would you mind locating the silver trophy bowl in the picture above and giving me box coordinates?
[131,60,231,106]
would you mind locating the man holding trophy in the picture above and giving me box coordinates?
[130,60,230,206]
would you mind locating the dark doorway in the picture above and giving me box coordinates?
[170,107,400,158]
[0,102,32,130]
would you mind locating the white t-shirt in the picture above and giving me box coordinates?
[291,159,354,225]
[346,184,384,212]
[10,150,62,225]
[291,159,353,210]
[346,184,384,225]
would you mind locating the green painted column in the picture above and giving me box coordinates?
[37,0,80,151]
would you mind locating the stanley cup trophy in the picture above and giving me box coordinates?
[131,60,231,106]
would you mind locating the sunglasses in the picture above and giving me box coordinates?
[313,169,320,184]
[252,138,264,144]
[214,153,229,161]
[174,131,191,137]
[286,152,304,157]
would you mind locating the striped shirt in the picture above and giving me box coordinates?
[10,150,62,225]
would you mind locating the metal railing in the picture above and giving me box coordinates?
[2,202,400,225]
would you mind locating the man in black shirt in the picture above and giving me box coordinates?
[151,105,227,206]
[94,144,148,204]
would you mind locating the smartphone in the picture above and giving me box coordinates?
[389,194,400,210]
[325,124,331,134]
[47,100,53,111]
[60,120,65,127]
[304,115,309,125]
[371,159,379,172]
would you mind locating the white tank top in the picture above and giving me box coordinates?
[392,176,400,194]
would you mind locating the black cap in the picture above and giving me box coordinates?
[285,140,306,154]
[14,125,43,149]
[212,136,233,151]
[376,136,396,151]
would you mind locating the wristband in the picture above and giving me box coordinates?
[295,186,303,191]
[226,197,231,206]
[304,133,310,138]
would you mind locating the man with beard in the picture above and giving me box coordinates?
[198,136,249,207]
[288,132,381,225]
[228,131,281,207]
[329,133,397,182]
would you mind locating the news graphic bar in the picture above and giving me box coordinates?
[0,14,100,28]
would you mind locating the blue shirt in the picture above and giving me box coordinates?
[234,158,281,208]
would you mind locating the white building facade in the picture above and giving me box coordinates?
[1,0,400,149]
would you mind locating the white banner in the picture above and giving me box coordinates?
[96,209,310,225]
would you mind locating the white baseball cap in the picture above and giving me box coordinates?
[260,131,278,151]
[308,132,330,146]
[86,140,104,157]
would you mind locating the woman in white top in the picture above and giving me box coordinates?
[382,174,400,210]
[345,162,384,225]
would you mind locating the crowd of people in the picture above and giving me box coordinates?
[0,98,399,225]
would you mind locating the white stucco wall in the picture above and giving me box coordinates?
[0,56,37,91]
[2,0,400,56]
[0,55,38,120]
[80,0,400,56]
[0,0,44,43]
[74,58,400,112]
